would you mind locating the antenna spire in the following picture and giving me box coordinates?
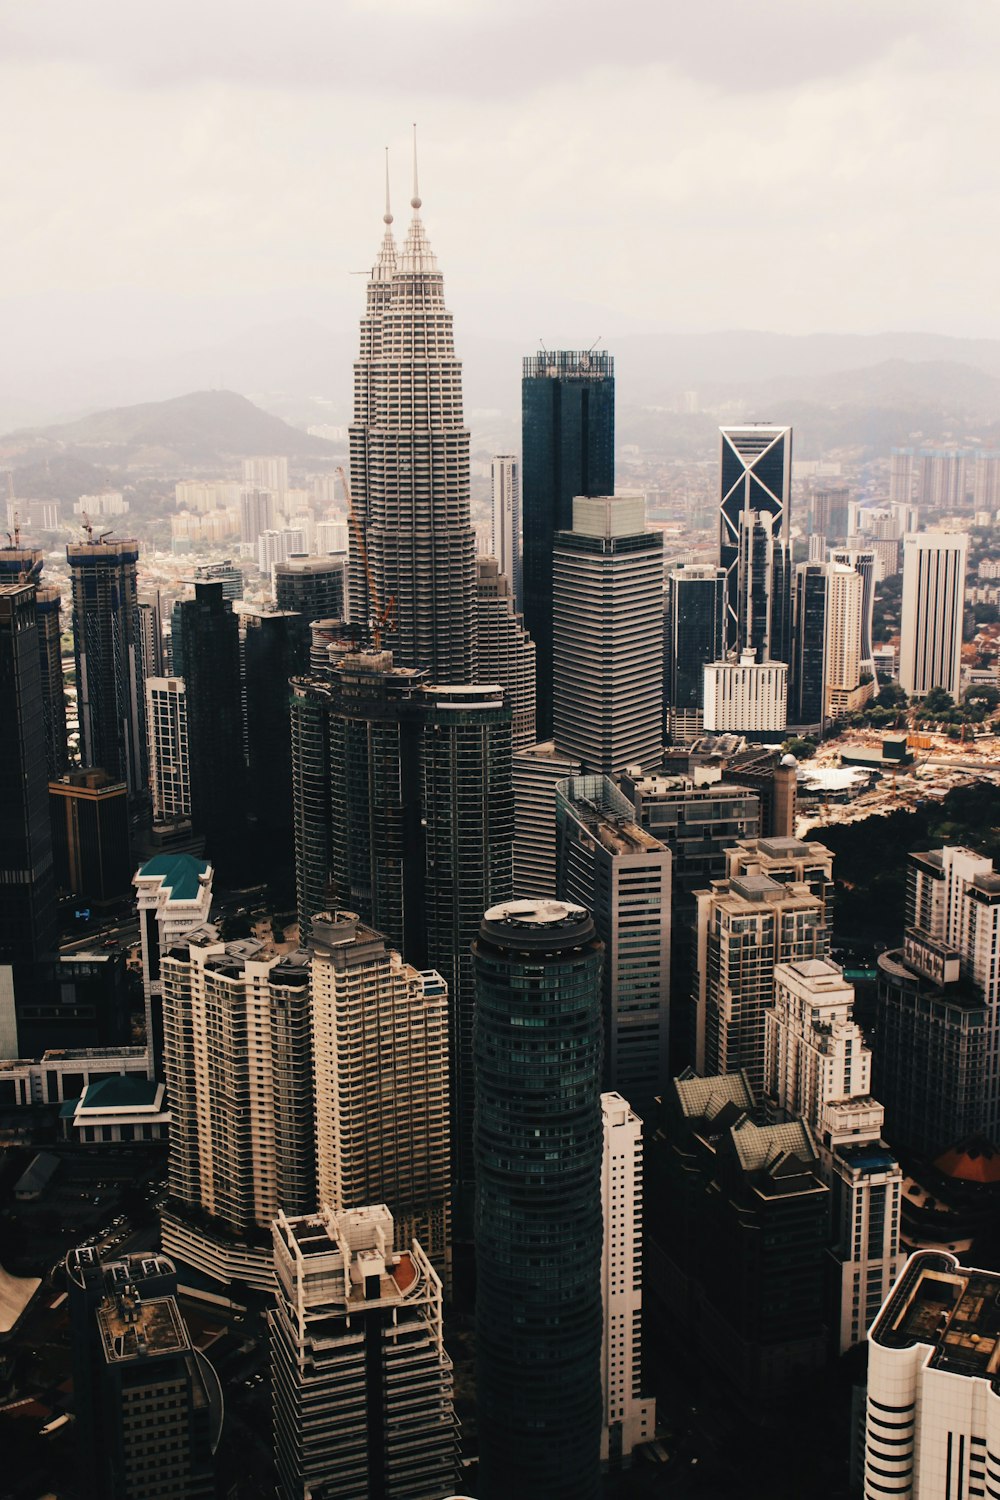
[411,122,421,211]
[383,146,393,225]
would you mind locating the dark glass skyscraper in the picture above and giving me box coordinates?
[664,564,726,743]
[522,351,615,738]
[274,555,346,621]
[67,538,147,796]
[791,562,829,727]
[718,425,791,655]
[474,898,604,1500]
[243,606,310,901]
[0,546,68,778]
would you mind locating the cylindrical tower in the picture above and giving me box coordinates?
[473,898,604,1500]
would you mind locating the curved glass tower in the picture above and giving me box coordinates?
[473,898,604,1500]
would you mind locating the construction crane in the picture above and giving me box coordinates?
[336,465,395,652]
[5,471,18,547]
[81,511,94,542]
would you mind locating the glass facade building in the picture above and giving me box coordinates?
[474,899,604,1500]
[718,425,791,654]
[522,351,615,738]
[67,538,147,796]
[791,561,829,727]
[664,564,726,744]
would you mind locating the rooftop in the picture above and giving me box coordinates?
[77,1075,163,1113]
[136,853,210,900]
[873,1252,1000,1382]
[97,1292,189,1364]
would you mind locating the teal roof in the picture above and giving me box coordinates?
[136,853,209,900]
[79,1075,160,1110]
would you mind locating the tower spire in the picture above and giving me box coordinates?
[411,121,421,211]
[373,146,397,282]
[384,145,393,225]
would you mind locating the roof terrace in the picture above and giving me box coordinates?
[873,1251,1000,1381]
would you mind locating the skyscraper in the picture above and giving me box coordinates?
[273,553,346,620]
[133,853,213,1080]
[137,589,164,680]
[736,507,791,665]
[824,560,871,718]
[490,454,522,607]
[474,899,604,1500]
[512,739,582,897]
[242,605,310,899]
[239,487,274,545]
[718,424,792,653]
[270,1205,458,1500]
[349,163,476,683]
[663,564,726,744]
[310,910,451,1287]
[831,546,877,681]
[899,530,968,699]
[552,493,663,776]
[790,561,828,727]
[146,676,191,821]
[522,350,615,738]
[475,555,536,750]
[1,549,73,780]
[600,1093,655,1468]
[702,653,788,738]
[67,537,147,796]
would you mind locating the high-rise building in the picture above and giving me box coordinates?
[735,507,791,665]
[664,564,726,744]
[599,1092,655,1469]
[1,550,71,780]
[242,605,310,899]
[512,740,583,897]
[239,487,275,545]
[718,424,791,653]
[875,845,1000,1157]
[702,653,788,739]
[475,555,536,750]
[348,175,476,684]
[724,833,835,910]
[811,485,850,540]
[137,589,164,681]
[764,957,903,1351]
[556,775,671,1111]
[192,558,244,602]
[899,531,968,700]
[273,552,346,620]
[146,677,191,821]
[865,1250,1000,1500]
[831,546,877,681]
[160,934,314,1289]
[0,580,57,1038]
[173,582,246,876]
[889,447,915,504]
[552,493,663,776]
[824,561,872,718]
[693,871,828,1089]
[67,538,147,797]
[522,350,615,738]
[270,1205,458,1500]
[49,769,132,906]
[133,853,213,1081]
[243,455,288,496]
[490,454,522,607]
[309,910,451,1287]
[790,561,828,727]
[474,899,604,1500]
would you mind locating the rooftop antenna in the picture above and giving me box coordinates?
[411,121,421,210]
[587,335,603,353]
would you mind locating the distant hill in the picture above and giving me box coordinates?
[0,389,337,472]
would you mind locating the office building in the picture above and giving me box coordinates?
[134,853,213,1081]
[160,934,314,1289]
[664,564,726,744]
[309,910,451,1287]
[824,561,873,718]
[475,555,536,750]
[474,900,605,1500]
[0,581,58,1034]
[243,454,288,495]
[348,177,476,684]
[899,531,968,700]
[718,424,791,652]
[522,349,615,738]
[512,739,582,896]
[192,558,244,602]
[693,871,828,1090]
[270,1205,457,1500]
[490,454,522,606]
[702,653,788,739]
[811,484,850,541]
[865,1250,1000,1500]
[556,776,671,1110]
[875,846,1000,1157]
[146,677,190,821]
[790,561,828,727]
[552,493,663,775]
[274,552,346,620]
[137,590,164,681]
[599,1093,655,1468]
[67,538,147,797]
[243,606,310,899]
[736,507,791,665]
[173,582,246,876]
[647,1072,829,1413]
[831,546,877,682]
[239,487,274,545]
[49,768,132,906]
[0,552,72,780]
[764,958,903,1351]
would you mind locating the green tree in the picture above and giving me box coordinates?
[877,682,908,709]
[923,686,955,716]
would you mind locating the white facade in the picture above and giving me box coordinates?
[600,1093,655,1467]
[476,556,535,751]
[490,454,521,608]
[703,653,788,737]
[242,455,288,495]
[239,488,275,545]
[899,531,968,699]
[146,677,190,821]
[512,741,582,897]
[310,911,452,1290]
[825,563,863,708]
[315,519,349,555]
[134,853,213,1079]
[908,846,1000,1006]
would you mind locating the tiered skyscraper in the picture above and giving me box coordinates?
[349,157,476,682]
[718,424,791,656]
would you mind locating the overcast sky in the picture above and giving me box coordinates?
[3,0,1000,374]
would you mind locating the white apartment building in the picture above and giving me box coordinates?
[133,852,213,1080]
[600,1094,655,1468]
[764,958,903,1350]
[315,518,349,555]
[865,1250,1000,1500]
[703,653,788,739]
[310,911,452,1291]
[243,455,288,495]
[825,562,873,718]
[146,677,190,821]
[490,454,522,608]
[270,1205,457,1500]
[899,531,968,700]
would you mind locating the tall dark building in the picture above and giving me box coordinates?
[664,564,726,744]
[736,508,791,665]
[243,606,310,899]
[0,580,58,1034]
[522,350,615,738]
[49,769,132,905]
[273,554,346,621]
[67,538,147,797]
[791,561,829,727]
[473,899,604,1500]
[718,425,791,654]
[174,582,246,876]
